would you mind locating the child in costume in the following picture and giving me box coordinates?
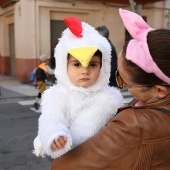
[34,54,54,110]
[33,17,124,158]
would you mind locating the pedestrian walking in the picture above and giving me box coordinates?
[33,54,54,110]
[96,25,118,87]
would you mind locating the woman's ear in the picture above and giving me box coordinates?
[155,85,169,99]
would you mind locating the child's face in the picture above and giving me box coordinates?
[67,54,101,87]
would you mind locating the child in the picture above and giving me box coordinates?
[33,17,124,158]
[33,54,54,110]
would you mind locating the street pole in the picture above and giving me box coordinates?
[129,0,142,15]
[129,0,136,12]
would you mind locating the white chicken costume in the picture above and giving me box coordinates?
[33,17,124,158]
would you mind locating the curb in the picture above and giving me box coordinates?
[0,96,36,104]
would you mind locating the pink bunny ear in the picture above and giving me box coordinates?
[119,8,153,41]
[119,8,170,84]
[64,17,83,38]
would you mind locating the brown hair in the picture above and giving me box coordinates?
[93,50,102,68]
[94,50,102,59]
[122,29,170,85]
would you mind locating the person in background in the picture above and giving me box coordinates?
[34,54,54,110]
[33,16,123,159]
[51,9,170,169]
[96,25,117,87]
[50,55,57,85]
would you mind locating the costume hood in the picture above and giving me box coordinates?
[54,17,112,94]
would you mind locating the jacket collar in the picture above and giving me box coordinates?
[119,96,170,112]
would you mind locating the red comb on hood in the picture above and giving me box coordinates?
[64,17,83,38]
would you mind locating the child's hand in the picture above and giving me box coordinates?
[51,136,67,151]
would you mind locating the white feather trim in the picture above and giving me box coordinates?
[46,131,72,159]
[33,136,46,158]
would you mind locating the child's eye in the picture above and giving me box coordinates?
[74,63,81,67]
[89,63,97,67]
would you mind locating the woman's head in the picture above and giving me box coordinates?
[119,9,170,85]
[120,29,170,86]
[118,9,170,104]
[118,39,170,104]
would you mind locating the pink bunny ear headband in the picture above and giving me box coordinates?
[119,8,170,84]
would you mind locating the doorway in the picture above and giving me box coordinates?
[9,23,16,76]
[50,20,67,69]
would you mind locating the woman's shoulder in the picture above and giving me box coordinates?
[114,106,140,123]
[118,104,170,116]
[114,105,151,128]
[117,105,157,119]
[116,104,170,131]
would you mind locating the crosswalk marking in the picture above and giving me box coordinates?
[120,89,133,105]
[123,98,134,105]
[18,100,35,105]
[18,100,41,113]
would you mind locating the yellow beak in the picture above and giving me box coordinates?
[68,47,98,67]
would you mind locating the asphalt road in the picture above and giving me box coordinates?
[0,101,52,170]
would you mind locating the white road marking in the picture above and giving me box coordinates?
[18,100,35,105]
[17,100,41,113]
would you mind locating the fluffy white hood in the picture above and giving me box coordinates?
[54,20,112,94]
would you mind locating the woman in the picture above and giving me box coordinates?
[51,9,170,169]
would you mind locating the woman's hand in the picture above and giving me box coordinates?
[51,136,67,151]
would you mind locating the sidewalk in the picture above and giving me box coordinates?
[0,75,132,104]
[0,75,37,103]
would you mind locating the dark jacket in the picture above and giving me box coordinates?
[35,62,47,82]
[108,40,117,87]
[52,97,170,170]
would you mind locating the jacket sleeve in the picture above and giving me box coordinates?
[33,86,72,159]
[52,109,142,169]
[46,64,54,75]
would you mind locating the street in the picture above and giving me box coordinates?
[0,77,133,170]
[0,100,52,170]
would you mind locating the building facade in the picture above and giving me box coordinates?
[0,0,170,82]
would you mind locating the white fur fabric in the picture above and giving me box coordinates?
[33,83,124,158]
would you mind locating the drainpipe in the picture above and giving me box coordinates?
[167,10,170,29]
[129,0,142,15]
[33,0,37,68]
[129,0,136,12]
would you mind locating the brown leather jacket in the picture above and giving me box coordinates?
[52,98,170,170]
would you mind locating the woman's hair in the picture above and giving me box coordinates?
[94,50,102,67]
[96,26,109,39]
[122,29,170,85]
[94,50,102,58]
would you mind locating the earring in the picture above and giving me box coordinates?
[156,96,160,99]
